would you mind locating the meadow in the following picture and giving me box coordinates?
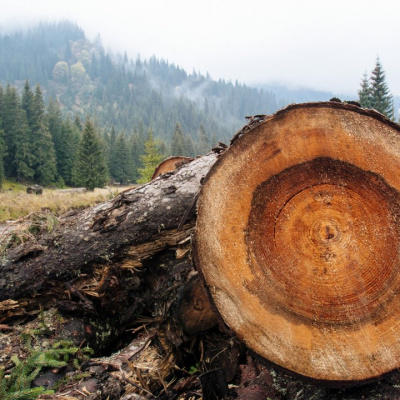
[0,181,130,223]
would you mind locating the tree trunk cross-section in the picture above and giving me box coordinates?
[193,102,400,383]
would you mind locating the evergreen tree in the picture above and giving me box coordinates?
[107,126,117,179]
[31,84,57,185]
[21,80,34,127]
[359,58,394,119]
[47,98,64,180]
[2,85,33,180]
[137,129,164,184]
[184,135,195,157]
[13,107,34,182]
[0,117,6,188]
[358,73,371,109]
[129,132,141,183]
[369,58,394,119]
[197,123,210,155]
[171,122,185,155]
[57,118,79,185]
[74,119,108,190]
[113,132,135,184]
[74,114,83,131]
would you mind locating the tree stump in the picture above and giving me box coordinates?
[193,102,400,383]
[151,156,194,180]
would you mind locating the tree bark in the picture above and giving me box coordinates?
[194,102,400,384]
[0,153,217,303]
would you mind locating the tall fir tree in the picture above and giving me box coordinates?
[129,132,141,183]
[113,132,135,184]
[21,80,34,127]
[171,122,185,155]
[137,129,164,184]
[107,126,117,179]
[47,98,64,182]
[13,107,34,182]
[57,118,79,186]
[358,73,372,109]
[31,84,57,185]
[369,58,394,119]
[74,119,108,191]
[2,85,33,180]
[197,123,210,155]
[359,58,394,119]
[0,117,6,188]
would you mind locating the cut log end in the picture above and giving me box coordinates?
[194,102,400,383]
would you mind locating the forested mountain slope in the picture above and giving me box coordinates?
[0,21,338,187]
[0,21,284,145]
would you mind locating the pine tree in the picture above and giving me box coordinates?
[2,85,33,180]
[359,58,394,119]
[31,84,57,185]
[129,132,141,183]
[107,126,117,179]
[74,115,83,132]
[358,73,372,109]
[171,122,185,155]
[74,119,108,190]
[184,135,195,157]
[369,58,394,119]
[113,132,135,184]
[197,123,210,155]
[47,98,64,181]
[14,107,34,182]
[0,117,6,188]
[57,118,78,185]
[21,80,34,127]
[137,129,164,184]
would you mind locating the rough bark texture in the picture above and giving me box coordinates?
[194,102,400,384]
[0,153,217,303]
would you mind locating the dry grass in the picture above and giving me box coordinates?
[0,185,132,223]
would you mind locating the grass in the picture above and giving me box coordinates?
[0,182,132,224]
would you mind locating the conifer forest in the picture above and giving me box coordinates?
[0,21,397,189]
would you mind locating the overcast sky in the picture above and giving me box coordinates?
[1,0,399,95]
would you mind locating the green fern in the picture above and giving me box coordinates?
[0,340,93,400]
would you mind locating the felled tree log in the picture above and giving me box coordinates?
[0,153,218,327]
[194,102,400,384]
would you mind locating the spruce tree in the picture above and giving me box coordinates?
[171,122,185,155]
[31,84,57,185]
[359,58,394,119]
[2,85,34,180]
[358,73,372,109]
[197,123,210,155]
[113,132,135,184]
[137,129,164,184]
[0,118,6,188]
[57,118,78,186]
[107,126,117,179]
[47,98,64,181]
[369,58,394,119]
[21,80,34,127]
[129,132,141,183]
[14,107,34,182]
[74,119,108,191]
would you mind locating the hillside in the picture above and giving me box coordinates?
[0,21,341,144]
[0,21,345,187]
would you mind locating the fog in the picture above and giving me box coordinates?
[1,0,400,95]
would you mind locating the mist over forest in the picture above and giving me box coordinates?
[0,20,397,188]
